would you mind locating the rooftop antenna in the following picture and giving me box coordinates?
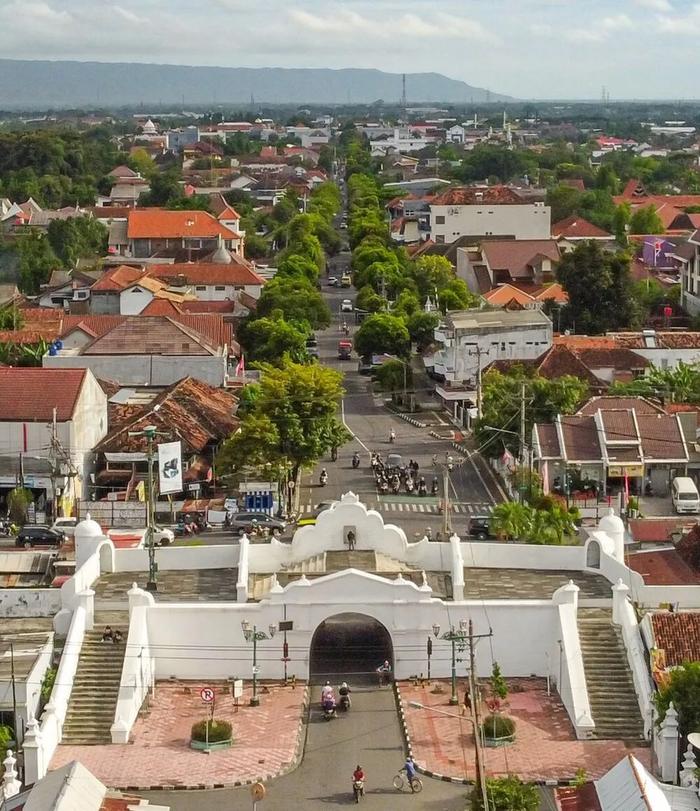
[401,73,407,123]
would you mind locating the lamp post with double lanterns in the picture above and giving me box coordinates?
[433,619,468,705]
[241,620,277,706]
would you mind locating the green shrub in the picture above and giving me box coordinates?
[191,719,232,743]
[0,725,15,747]
[41,666,57,703]
[471,776,538,811]
[480,714,515,739]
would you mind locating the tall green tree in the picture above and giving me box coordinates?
[237,313,309,366]
[610,362,700,404]
[255,275,331,330]
[354,313,410,359]
[16,231,59,294]
[655,662,700,738]
[471,776,539,811]
[556,241,637,334]
[629,204,665,235]
[47,216,108,268]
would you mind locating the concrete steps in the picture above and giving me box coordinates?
[577,608,646,742]
[61,627,127,745]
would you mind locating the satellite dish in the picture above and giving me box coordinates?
[688,732,700,750]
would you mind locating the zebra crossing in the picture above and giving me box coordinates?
[300,501,494,515]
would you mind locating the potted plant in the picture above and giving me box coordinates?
[480,713,516,747]
[190,719,233,751]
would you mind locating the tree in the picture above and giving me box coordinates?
[655,662,700,737]
[354,313,410,359]
[471,776,539,811]
[139,169,182,206]
[0,307,24,330]
[276,254,320,283]
[557,241,637,334]
[47,216,108,268]
[610,362,700,404]
[16,231,59,295]
[406,311,439,350]
[374,359,411,395]
[629,204,664,235]
[356,285,386,313]
[490,502,533,542]
[475,369,589,459]
[218,362,350,484]
[7,487,32,524]
[255,276,331,330]
[237,314,309,365]
[127,147,156,177]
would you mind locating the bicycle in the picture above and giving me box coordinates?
[393,770,423,793]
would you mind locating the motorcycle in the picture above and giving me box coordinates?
[389,430,396,444]
[418,479,427,497]
[431,478,439,496]
[339,694,351,712]
[320,471,328,487]
[352,454,360,469]
[405,478,414,494]
[322,699,337,720]
[353,780,365,803]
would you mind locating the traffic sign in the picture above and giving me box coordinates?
[200,687,215,703]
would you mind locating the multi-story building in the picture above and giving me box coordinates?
[679,230,700,316]
[428,186,551,244]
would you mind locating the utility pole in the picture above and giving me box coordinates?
[519,381,527,503]
[127,424,163,591]
[434,452,455,537]
[467,345,489,417]
[468,619,490,811]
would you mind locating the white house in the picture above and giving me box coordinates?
[680,230,700,316]
[428,186,551,244]
[0,368,108,509]
[147,260,266,302]
[432,307,553,386]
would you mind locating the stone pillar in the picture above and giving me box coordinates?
[22,717,45,786]
[612,579,630,626]
[2,750,21,800]
[679,744,699,789]
[449,533,464,601]
[127,582,155,619]
[552,579,579,610]
[656,702,680,784]
[77,588,95,631]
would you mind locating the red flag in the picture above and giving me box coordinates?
[235,355,245,376]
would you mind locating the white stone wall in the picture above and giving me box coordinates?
[429,203,551,243]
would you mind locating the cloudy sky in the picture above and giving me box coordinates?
[0,0,697,99]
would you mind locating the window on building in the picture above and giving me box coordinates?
[435,235,445,244]
[195,286,206,291]
[435,215,445,225]
[214,285,226,291]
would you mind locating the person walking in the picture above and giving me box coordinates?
[461,684,472,716]
[346,529,356,551]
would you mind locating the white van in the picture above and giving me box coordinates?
[671,477,700,514]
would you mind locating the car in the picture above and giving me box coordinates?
[327,277,339,287]
[340,274,352,288]
[305,336,318,349]
[228,512,286,536]
[340,222,348,229]
[153,526,175,546]
[466,515,495,541]
[51,517,78,537]
[341,299,353,312]
[16,526,64,549]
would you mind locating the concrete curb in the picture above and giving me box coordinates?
[386,406,427,429]
[428,430,470,458]
[393,683,580,788]
[115,684,310,792]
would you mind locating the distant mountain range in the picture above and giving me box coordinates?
[0,60,513,109]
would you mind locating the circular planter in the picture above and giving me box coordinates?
[483,733,515,748]
[190,738,233,751]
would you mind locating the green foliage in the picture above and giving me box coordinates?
[276,254,320,283]
[190,719,233,743]
[354,313,410,359]
[490,500,579,544]
[218,362,350,482]
[453,144,536,185]
[0,338,49,367]
[41,666,57,703]
[238,313,309,365]
[0,307,24,330]
[16,231,59,294]
[127,147,157,178]
[475,369,588,459]
[47,215,107,268]
[490,662,509,700]
[629,204,665,235]
[471,776,538,811]
[374,359,411,393]
[480,714,516,739]
[8,487,32,524]
[655,662,700,737]
[139,169,183,207]
[355,285,386,313]
[557,241,637,334]
[406,311,440,351]
[0,725,15,748]
[256,276,331,330]
[610,362,700,404]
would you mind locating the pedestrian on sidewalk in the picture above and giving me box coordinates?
[461,684,472,716]
[346,529,356,551]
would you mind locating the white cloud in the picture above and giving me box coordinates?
[656,3,700,32]
[600,12,634,30]
[113,5,147,23]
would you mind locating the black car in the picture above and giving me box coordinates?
[16,526,65,549]
[228,512,286,536]
[466,515,495,541]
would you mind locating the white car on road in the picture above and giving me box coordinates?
[341,299,353,312]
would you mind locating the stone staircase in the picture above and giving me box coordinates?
[61,617,128,744]
[577,608,646,741]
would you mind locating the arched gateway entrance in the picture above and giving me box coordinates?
[309,613,393,684]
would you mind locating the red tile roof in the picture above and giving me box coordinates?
[651,612,700,667]
[179,300,238,314]
[552,215,612,239]
[431,186,527,205]
[481,240,560,279]
[91,265,148,292]
[0,368,87,421]
[140,299,183,316]
[626,549,700,586]
[577,396,664,415]
[147,262,265,286]
[126,208,240,240]
[628,518,694,544]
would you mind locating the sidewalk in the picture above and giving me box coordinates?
[399,679,650,783]
[50,681,307,790]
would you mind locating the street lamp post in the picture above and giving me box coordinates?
[127,424,160,591]
[241,620,277,707]
[433,619,468,705]
[482,424,531,503]
[433,452,455,537]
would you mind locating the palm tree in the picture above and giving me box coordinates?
[490,502,532,542]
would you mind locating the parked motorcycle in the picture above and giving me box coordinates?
[352,453,360,469]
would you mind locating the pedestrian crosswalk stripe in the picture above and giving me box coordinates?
[299,501,494,516]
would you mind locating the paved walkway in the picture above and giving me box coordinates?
[51,681,305,788]
[400,678,650,782]
[93,569,239,603]
[462,568,612,600]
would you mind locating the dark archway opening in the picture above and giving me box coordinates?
[309,613,393,685]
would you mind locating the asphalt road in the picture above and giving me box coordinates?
[300,272,504,540]
[138,686,469,811]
